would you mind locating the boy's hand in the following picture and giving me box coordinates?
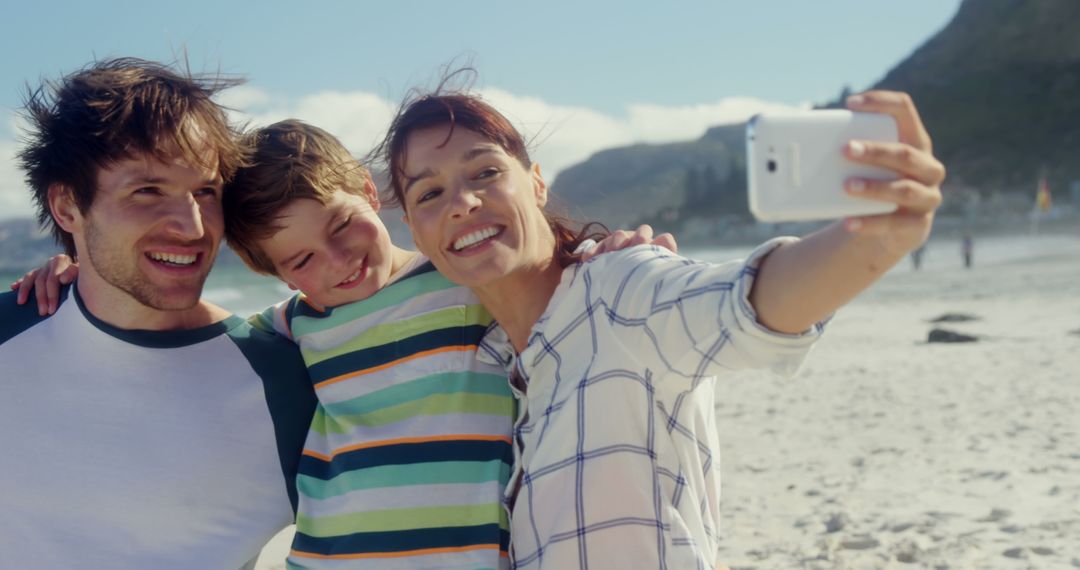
[583,224,678,261]
[842,90,945,257]
[10,254,78,316]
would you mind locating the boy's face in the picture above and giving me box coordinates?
[257,184,395,309]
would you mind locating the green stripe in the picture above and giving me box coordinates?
[297,460,509,499]
[301,304,491,366]
[247,306,278,335]
[311,392,513,435]
[297,502,507,536]
[291,271,458,337]
[320,371,510,413]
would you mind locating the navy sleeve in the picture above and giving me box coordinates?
[0,286,70,345]
[226,324,317,516]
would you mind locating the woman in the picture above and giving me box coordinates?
[380,89,944,568]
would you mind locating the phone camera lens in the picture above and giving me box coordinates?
[767,159,777,173]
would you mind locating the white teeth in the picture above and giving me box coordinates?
[340,268,362,284]
[453,227,500,251]
[149,252,197,265]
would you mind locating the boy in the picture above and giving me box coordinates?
[226,120,515,569]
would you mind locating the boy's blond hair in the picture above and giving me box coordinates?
[224,119,374,275]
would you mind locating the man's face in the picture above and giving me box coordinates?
[76,150,224,311]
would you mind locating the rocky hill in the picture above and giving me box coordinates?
[551,124,747,229]
[870,0,1080,192]
[551,0,1080,231]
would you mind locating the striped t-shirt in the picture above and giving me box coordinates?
[253,258,515,569]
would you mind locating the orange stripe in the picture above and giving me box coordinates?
[299,293,325,313]
[277,303,294,340]
[290,543,505,560]
[314,345,477,390]
[303,433,513,462]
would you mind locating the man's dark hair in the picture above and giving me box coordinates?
[17,57,248,256]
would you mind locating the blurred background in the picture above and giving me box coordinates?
[2,0,1078,312]
[2,1,1078,567]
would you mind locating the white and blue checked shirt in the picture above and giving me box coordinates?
[479,238,823,569]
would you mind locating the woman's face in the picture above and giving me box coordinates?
[400,125,554,289]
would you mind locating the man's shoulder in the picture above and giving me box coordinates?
[0,287,68,346]
[224,314,304,364]
[223,307,316,465]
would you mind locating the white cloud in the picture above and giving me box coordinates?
[478,88,633,182]
[223,85,805,181]
[475,90,808,180]
[625,97,812,142]
[215,85,272,110]
[289,91,397,154]
[225,88,396,160]
[0,87,804,221]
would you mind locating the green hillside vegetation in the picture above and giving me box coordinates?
[552,124,749,229]
[870,0,1080,193]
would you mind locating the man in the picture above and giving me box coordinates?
[0,58,316,569]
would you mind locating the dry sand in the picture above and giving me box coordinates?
[257,234,1080,569]
[714,241,1080,569]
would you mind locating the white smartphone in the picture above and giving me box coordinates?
[746,109,899,222]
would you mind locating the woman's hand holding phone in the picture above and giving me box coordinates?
[841,90,945,258]
[748,90,944,334]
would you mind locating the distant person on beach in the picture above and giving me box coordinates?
[911,244,926,270]
[0,58,317,569]
[962,233,974,268]
[375,85,944,568]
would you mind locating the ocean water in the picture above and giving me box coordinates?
[686,232,1080,273]
[4,232,1078,317]
[0,264,288,318]
[201,265,292,317]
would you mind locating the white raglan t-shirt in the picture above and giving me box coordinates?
[0,285,316,569]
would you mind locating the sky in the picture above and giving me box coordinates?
[0,0,962,220]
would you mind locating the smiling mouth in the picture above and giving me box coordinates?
[451,226,503,252]
[147,252,199,267]
[336,257,368,287]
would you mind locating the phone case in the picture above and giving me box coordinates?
[746,110,899,222]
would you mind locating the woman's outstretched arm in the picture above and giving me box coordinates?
[750,91,945,334]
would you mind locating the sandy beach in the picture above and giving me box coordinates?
[713,234,1080,569]
[256,232,1080,570]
